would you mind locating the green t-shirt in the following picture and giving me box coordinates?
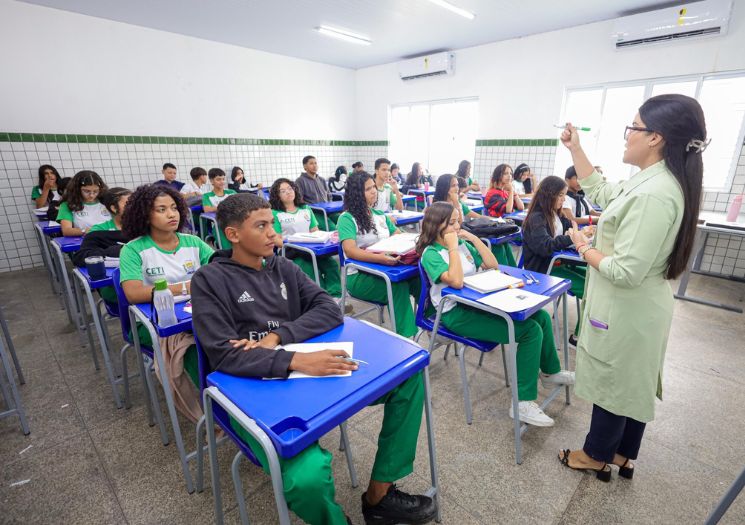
[57,201,111,231]
[272,205,318,236]
[119,233,214,287]
[460,201,471,218]
[31,186,42,200]
[467,177,474,186]
[421,240,482,313]
[337,208,397,249]
[373,183,397,213]
[88,219,119,233]
[202,189,237,208]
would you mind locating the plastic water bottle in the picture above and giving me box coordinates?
[153,279,178,327]
[726,194,742,222]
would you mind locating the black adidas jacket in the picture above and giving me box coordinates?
[190,250,343,378]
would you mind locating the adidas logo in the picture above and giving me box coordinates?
[237,291,254,303]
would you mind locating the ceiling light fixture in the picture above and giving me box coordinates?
[316,25,372,46]
[425,0,476,20]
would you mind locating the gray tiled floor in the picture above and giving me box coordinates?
[1,267,745,524]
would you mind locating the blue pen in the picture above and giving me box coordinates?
[522,272,535,284]
[529,273,540,284]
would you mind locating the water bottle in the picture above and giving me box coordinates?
[726,194,742,222]
[153,279,178,327]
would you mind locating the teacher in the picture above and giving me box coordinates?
[557,94,708,481]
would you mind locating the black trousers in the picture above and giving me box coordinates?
[583,404,647,463]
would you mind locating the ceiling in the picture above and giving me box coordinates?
[19,0,680,69]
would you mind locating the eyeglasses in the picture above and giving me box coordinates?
[81,189,100,196]
[624,126,655,140]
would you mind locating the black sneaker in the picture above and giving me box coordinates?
[361,484,436,525]
[569,334,578,347]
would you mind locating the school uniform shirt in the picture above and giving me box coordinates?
[328,178,346,192]
[202,189,237,208]
[56,201,111,231]
[563,190,596,218]
[155,179,185,191]
[513,178,533,195]
[484,188,511,217]
[180,180,211,195]
[272,205,318,236]
[337,208,397,249]
[373,183,397,213]
[421,240,482,314]
[88,219,119,233]
[31,186,61,204]
[119,233,214,287]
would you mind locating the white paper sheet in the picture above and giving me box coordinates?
[463,270,523,294]
[282,342,354,379]
[477,288,550,313]
[286,230,333,243]
[386,210,423,219]
[366,232,418,255]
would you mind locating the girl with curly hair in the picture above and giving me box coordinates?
[337,172,421,337]
[269,178,342,297]
[57,170,111,236]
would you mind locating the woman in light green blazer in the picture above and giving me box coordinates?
[556,94,708,482]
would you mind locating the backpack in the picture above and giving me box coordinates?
[461,216,519,238]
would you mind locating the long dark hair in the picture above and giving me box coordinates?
[100,187,132,216]
[121,184,188,240]
[415,202,454,255]
[514,163,533,193]
[269,178,305,211]
[433,174,455,203]
[638,94,706,280]
[333,166,347,181]
[344,172,376,235]
[405,169,419,186]
[63,170,108,212]
[490,164,512,189]
[37,164,60,189]
[524,176,567,237]
[455,160,470,180]
[410,162,422,182]
[230,166,244,182]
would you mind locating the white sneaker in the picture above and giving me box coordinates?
[540,370,575,388]
[509,401,555,427]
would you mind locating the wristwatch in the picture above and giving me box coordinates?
[181,281,188,296]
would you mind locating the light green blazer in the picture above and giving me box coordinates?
[575,160,684,423]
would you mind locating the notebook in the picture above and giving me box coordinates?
[477,288,550,313]
[286,230,333,243]
[366,232,418,255]
[386,210,423,219]
[280,342,354,379]
[463,269,523,294]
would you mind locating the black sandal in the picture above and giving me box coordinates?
[558,449,612,482]
[617,458,634,479]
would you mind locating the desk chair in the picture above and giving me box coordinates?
[194,334,358,525]
[338,244,392,331]
[0,304,24,385]
[415,262,509,424]
[0,324,29,435]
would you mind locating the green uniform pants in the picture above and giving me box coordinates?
[441,306,560,401]
[230,372,425,525]
[491,243,517,267]
[313,211,340,232]
[347,272,420,337]
[549,264,587,335]
[291,254,342,298]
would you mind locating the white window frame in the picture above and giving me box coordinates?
[557,70,745,192]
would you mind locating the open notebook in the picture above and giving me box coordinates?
[366,232,418,255]
[463,269,523,294]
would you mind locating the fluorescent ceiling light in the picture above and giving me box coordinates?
[316,25,372,45]
[425,0,476,20]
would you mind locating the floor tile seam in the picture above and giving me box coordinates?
[0,428,89,470]
[84,425,132,525]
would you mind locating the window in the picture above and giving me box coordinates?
[556,72,745,191]
[388,98,478,179]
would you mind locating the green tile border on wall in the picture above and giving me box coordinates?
[0,132,388,147]
[475,138,558,147]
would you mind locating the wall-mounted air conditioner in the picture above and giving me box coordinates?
[612,0,732,49]
[398,52,455,81]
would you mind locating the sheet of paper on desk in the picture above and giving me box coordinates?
[47,220,60,226]
[282,342,354,379]
[463,269,523,294]
[286,230,333,243]
[183,302,192,314]
[366,232,418,255]
[387,210,422,219]
[104,257,119,268]
[477,288,549,313]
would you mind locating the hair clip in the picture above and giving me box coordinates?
[686,138,711,153]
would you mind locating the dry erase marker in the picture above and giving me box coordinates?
[554,124,591,132]
[508,282,525,289]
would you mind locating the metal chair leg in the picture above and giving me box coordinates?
[339,422,359,488]
[0,307,25,385]
[478,351,486,367]
[232,452,251,525]
[501,344,509,387]
[457,345,473,425]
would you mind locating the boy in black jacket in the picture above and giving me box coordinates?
[191,193,435,525]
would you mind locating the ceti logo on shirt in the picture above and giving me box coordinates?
[182,260,196,274]
[146,266,165,276]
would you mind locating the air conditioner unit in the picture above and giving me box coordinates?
[398,52,455,81]
[612,0,732,49]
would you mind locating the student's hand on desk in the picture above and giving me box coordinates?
[388,214,398,225]
[289,350,358,376]
[381,254,400,266]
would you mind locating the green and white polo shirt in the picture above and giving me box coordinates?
[337,208,397,249]
[272,205,318,236]
[119,233,214,286]
[421,240,483,313]
[56,201,111,231]
[202,189,237,208]
[373,183,397,213]
[31,185,61,202]
[88,219,119,233]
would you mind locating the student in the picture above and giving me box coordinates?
[522,176,587,346]
[191,193,436,525]
[47,177,71,222]
[455,160,480,193]
[296,155,337,230]
[403,162,428,210]
[562,166,601,225]
[229,166,261,193]
[418,202,575,426]
[269,178,342,298]
[513,163,534,196]
[372,157,404,215]
[338,172,420,337]
[119,184,214,422]
[484,164,524,218]
[351,161,364,174]
[72,187,132,304]
[181,167,210,199]
[202,168,236,213]
[328,165,347,192]
[155,163,184,191]
[57,170,111,237]
[32,164,61,208]
[390,163,405,186]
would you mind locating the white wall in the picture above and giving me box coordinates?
[0,0,356,139]
[355,2,745,140]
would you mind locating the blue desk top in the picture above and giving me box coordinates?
[552,248,584,264]
[466,192,484,201]
[401,194,416,203]
[284,240,339,256]
[310,201,344,213]
[38,221,62,235]
[469,205,484,214]
[190,205,203,214]
[344,258,418,282]
[407,189,434,196]
[76,267,115,289]
[387,211,424,226]
[201,211,217,220]
[135,302,193,337]
[442,265,570,321]
[52,236,83,253]
[207,317,430,458]
[503,211,527,224]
